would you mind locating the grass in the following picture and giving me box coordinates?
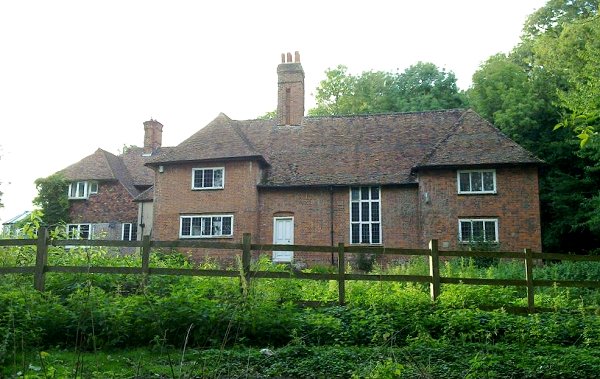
[5,342,600,378]
[1,246,599,377]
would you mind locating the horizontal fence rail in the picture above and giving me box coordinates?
[1,227,599,313]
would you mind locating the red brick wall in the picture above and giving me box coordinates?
[152,160,262,245]
[418,167,542,252]
[151,162,542,263]
[256,186,421,264]
[69,181,137,223]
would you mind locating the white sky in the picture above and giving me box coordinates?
[0,0,547,223]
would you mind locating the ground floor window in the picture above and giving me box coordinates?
[122,223,138,241]
[458,218,498,243]
[67,224,91,239]
[180,215,233,238]
[350,186,381,244]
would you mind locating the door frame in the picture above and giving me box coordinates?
[273,216,294,262]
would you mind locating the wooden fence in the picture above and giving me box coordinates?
[1,227,600,313]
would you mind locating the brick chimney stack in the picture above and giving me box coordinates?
[143,119,163,155]
[277,51,305,126]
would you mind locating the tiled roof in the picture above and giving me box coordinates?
[59,147,168,197]
[133,186,154,202]
[149,109,541,186]
[148,113,265,165]
[60,149,120,181]
[121,147,160,187]
[416,110,542,169]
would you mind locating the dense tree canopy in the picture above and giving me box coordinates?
[33,173,70,227]
[468,0,600,252]
[308,62,467,116]
[0,148,3,209]
[304,0,600,253]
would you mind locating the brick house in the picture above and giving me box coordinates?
[144,52,543,263]
[59,119,166,241]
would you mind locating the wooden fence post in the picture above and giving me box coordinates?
[338,242,345,305]
[34,227,49,291]
[524,248,535,313]
[141,235,151,287]
[242,233,252,289]
[429,239,440,301]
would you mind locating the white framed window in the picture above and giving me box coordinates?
[458,218,498,243]
[67,224,92,240]
[180,215,233,238]
[457,170,496,194]
[192,168,224,190]
[122,223,138,241]
[68,181,98,199]
[89,181,98,194]
[350,186,381,244]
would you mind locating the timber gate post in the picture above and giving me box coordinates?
[34,227,49,291]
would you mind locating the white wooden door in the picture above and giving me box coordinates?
[273,217,294,262]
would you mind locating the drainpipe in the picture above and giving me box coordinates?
[139,202,145,240]
[330,185,335,265]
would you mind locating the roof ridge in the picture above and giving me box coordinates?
[232,121,260,156]
[415,109,468,168]
[235,108,467,123]
[97,149,118,180]
[101,149,138,197]
[475,113,543,162]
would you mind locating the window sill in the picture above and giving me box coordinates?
[191,188,225,191]
[458,241,499,245]
[457,192,497,196]
[179,235,234,239]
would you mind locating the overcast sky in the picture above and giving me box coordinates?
[0,0,548,223]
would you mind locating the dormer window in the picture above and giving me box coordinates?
[68,181,98,199]
[192,168,224,190]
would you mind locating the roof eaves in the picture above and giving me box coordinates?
[413,161,545,172]
[145,155,270,168]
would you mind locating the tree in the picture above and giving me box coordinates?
[522,0,598,39]
[257,110,276,120]
[309,65,359,116]
[392,62,466,112]
[0,147,3,208]
[537,16,600,147]
[33,173,70,227]
[468,1,600,253]
[308,62,467,116]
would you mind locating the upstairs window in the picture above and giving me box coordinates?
[180,215,233,238]
[122,223,138,241]
[192,168,224,190]
[457,170,496,194]
[67,224,91,240]
[350,186,381,244]
[459,218,498,243]
[68,181,98,199]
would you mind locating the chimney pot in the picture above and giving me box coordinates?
[276,51,305,126]
[281,53,285,63]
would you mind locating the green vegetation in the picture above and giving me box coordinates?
[33,173,70,227]
[467,0,600,253]
[308,62,467,116]
[303,0,600,255]
[1,244,599,378]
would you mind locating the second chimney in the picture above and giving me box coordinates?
[143,119,163,155]
[276,51,305,126]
